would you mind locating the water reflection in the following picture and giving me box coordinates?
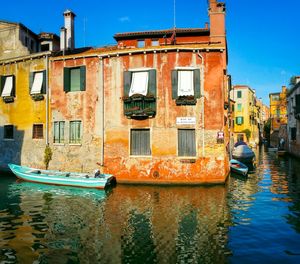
[1,148,300,263]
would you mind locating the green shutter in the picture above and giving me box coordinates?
[0,75,4,96]
[11,75,16,97]
[148,69,156,97]
[64,67,70,92]
[29,72,34,94]
[80,66,86,91]
[124,71,132,97]
[194,69,201,98]
[41,70,47,94]
[171,70,178,99]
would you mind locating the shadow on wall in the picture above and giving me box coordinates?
[0,126,24,172]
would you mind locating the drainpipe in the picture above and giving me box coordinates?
[197,51,205,157]
[45,54,49,145]
[98,56,104,166]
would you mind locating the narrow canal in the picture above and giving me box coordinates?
[1,147,300,263]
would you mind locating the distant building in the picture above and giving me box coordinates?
[230,85,260,146]
[269,86,287,147]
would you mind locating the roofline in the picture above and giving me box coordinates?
[50,45,225,61]
[114,28,210,41]
[0,19,38,38]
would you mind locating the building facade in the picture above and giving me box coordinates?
[230,85,260,146]
[287,81,300,157]
[1,0,231,184]
[269,86,287,147]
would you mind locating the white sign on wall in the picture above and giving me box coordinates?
[176,117,196,125]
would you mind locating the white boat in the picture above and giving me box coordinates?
[232,144,255,164]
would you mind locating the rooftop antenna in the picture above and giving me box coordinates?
[171,0,176,44]
[173,0,176,29]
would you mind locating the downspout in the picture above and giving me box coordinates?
[45,54,49,145]
[197,51,205,157]
[99,56,104,166]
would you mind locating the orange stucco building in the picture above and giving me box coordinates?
[49,0,230,185]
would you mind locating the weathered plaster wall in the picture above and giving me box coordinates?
[102,50,229,184]
[49,57,103,172]
[0,57,47,169]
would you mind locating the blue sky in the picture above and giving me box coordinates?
[1,0,299,104]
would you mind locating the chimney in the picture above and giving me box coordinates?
[61,10,76,50]
[60,27,66,51]
[208,0,226,45]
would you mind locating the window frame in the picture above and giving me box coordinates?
[3,125,14,140]
[236,116,244,125]
[69,120,82,144]
[64,66,86,92]
[32,124,44,139]
[237,91,242,98]
[30,70,46,95]
[130,128,151,156]
[178,129,196,157]
[137,39,145,48]
[0,75,16,98]
[123,69,157,118]
[53,121,65,144]
[171,68,201,105]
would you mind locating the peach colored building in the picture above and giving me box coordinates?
[48,0,230,185]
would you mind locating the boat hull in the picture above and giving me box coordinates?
[230,159,248,176]
[8,164,116,189]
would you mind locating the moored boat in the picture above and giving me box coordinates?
[230,159,248,176]
[8,164,116,189]
[232,144,255,164]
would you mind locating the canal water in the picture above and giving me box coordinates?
[1,147,300,263]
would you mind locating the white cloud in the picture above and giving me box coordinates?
[119,16,130,22]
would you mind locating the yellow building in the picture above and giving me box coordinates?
[269,86,287,147]
[269,86,287,132]
[0,52,50,170]
[230,85,260,146]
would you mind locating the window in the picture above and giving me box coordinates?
[70,121,82,144]
[171,69,201,105]
[0,75,15,97]
[4,125,14,139]
[237,91,242,98]
[129,71,149,96]
[33,124,43,139]
[271,94,280,101]
[276,109,280,117]
[137,40,145,48]
[291,127,296,141]
[123,69,157,118]
[178,129,196,157]
[64,66,86,92]
[30,71,46,95]
[236,116,244,125]
[237,103,242,111]
[130,129,150,156]
[53,121,65,143]
[151,39,159,46]
[41,43,50,52]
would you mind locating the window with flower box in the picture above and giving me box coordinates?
[123,69,156,119]
[0,75,15,103]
